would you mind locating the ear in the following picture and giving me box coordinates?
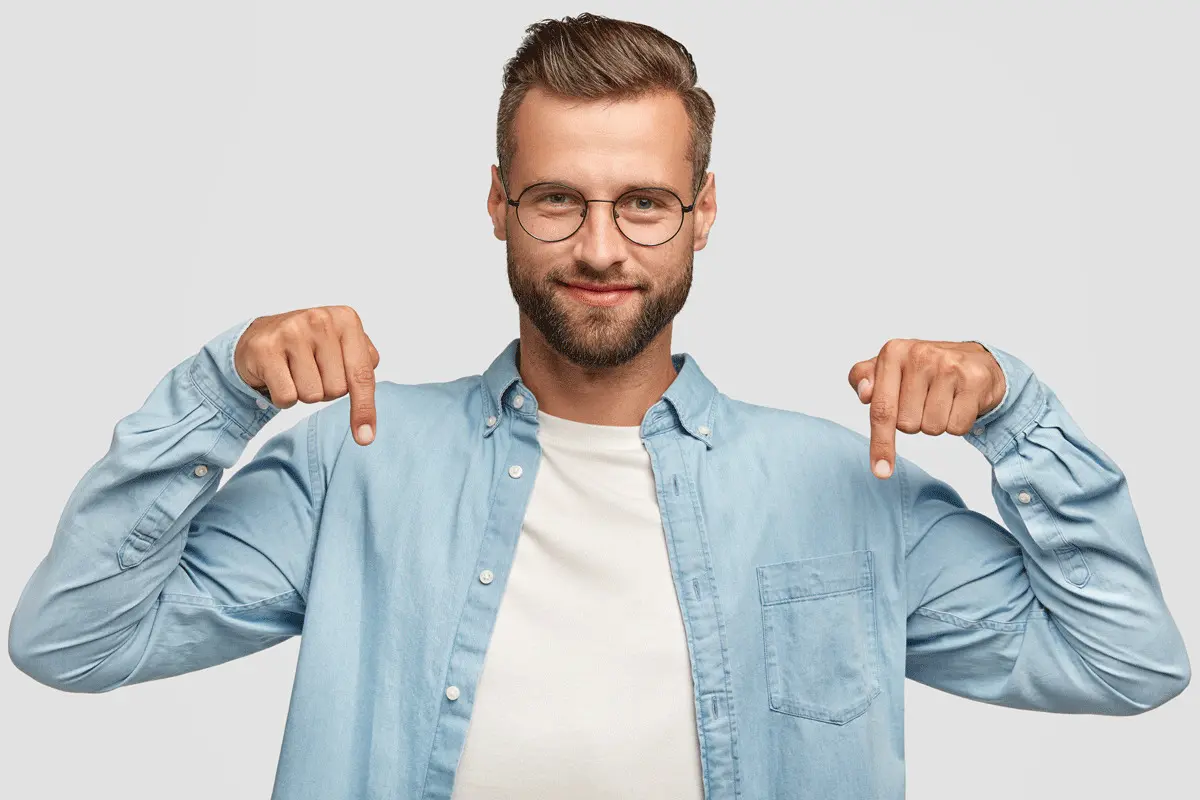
[691,172,717,252]
[487,165,509,241]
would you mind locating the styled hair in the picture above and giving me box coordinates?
[496,12,716,198]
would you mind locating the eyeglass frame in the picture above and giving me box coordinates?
[499,167,701,247]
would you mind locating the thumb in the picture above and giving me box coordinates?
[364,333,380,368]
[853,363,876,404]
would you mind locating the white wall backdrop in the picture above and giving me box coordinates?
[1,2,1196,797]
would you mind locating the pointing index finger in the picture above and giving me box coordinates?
[869,346,902,478]
[341,327,377,445]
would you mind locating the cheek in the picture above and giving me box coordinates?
[509,240,564,282]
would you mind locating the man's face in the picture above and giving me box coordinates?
[488,86,716,369]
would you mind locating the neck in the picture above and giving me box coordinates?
[515,316,678,427]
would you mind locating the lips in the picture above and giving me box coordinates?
[565,282,639,291]
[560,281,640,307]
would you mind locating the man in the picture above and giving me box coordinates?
[8,12,1189,800]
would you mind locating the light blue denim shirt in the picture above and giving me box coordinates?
[9,318,1190,799]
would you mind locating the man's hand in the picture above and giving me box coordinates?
[847,339,1005,479]
[234,305,381,446]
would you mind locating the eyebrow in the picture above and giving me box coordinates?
[526,176,686,197]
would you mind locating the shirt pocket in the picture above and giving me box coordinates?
[756,549,882,724]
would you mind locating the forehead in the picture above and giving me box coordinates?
[509,85,692,191]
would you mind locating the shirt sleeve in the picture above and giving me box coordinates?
[8,318,324,693]
[900,341,1191,714]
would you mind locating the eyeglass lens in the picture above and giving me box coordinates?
[516,184,685,246]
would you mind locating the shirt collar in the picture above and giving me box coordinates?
[480,337,718,448]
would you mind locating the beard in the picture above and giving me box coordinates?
[506,240,693,369]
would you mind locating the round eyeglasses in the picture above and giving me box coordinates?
[505,181,697,247]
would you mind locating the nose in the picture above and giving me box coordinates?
[572,200,629,269]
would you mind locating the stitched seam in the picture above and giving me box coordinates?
[189,357,262,440]
[676,434,741,799]
[418,420,512,799]
[898,456,914,558]
[986,380,1048,462]
[159,588,301,612]
[1015,443,1068,548]
[119,410,234,569]
[649,438,711,792]
[300,412,324,602]
[761,585,871,605]
[913,605,1028,632]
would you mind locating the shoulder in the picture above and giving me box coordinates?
[717,393,870,455]
[307,372,485,453]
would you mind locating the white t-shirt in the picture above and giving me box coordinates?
[449,409,705,799]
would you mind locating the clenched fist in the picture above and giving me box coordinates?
[234,305,381,445]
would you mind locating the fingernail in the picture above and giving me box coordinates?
[857,378,870,398]
[358,423,374,444]
[874,459,891,478]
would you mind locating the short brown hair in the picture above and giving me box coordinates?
[496,13,716,198]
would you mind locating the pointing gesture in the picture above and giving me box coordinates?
[234,305,381,445]
[848,339,1006,479]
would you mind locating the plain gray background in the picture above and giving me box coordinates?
[2,1,1196,797]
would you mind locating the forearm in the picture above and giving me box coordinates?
[905,344,1190,713]
[8,319,282,691]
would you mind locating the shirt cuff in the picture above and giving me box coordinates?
[962,340,1048,463]
[187,317,280,438]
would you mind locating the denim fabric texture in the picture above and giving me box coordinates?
[9,318,1191,799]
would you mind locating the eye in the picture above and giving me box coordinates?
[528,187,583,208]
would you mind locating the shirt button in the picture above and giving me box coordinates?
[698,425,711,436]
[972,426,985,437]
[512,394,525,409]
[479,569,494,584]
[508,465,523,479]
[193,464,208,477]
[486,415,497,427]
[446,685,460,701]
[1017,491,1032,504]
[256,397,269,410]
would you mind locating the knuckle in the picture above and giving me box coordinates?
[954,357,988,385]
[969,362,992,385]
[271,388,298,407]
[869,401,894,426]
[305,307,335,335]
[332,304,362,327]
[246,336,270,359]
[349,363,376,386]
[909,343,936,372]
[324,374,349,395]
[281,316,308,342]
[879,338,903,358]
[297,385,325,403]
